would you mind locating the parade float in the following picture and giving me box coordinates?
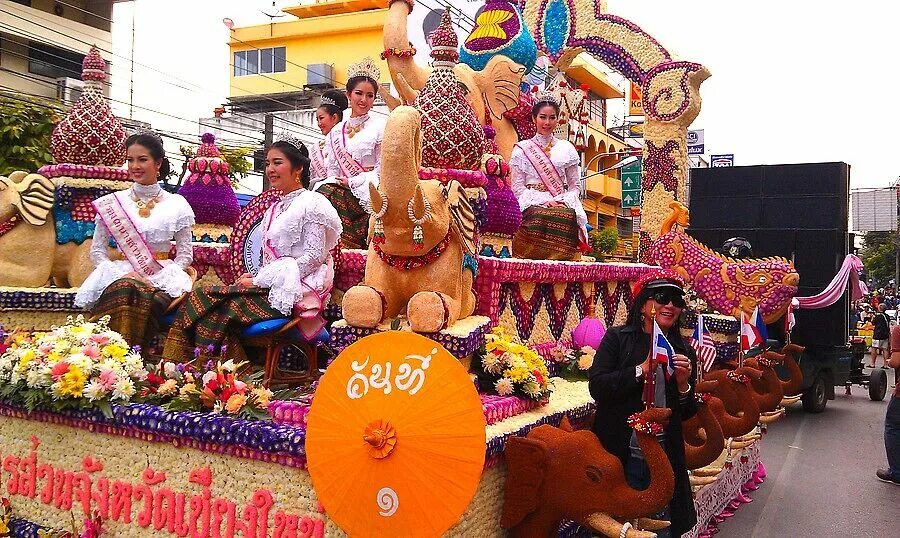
[0,1,813,537]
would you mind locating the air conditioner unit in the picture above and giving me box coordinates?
[306,64,335,89]
[56,77,84,105]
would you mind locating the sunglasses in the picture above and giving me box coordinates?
[651,289,686,308]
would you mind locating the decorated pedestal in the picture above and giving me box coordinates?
[0,287,79,330]
[0,378,593,537]
[681,312,740,363]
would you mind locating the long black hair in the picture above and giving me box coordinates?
[625,287,688,348]
[319,89,348,121]
[346,76,378,95]
[268,140,311,189]
[531,100,561,119]
[125,132,170,180]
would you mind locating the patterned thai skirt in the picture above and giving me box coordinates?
[90,278,172,350]
[513,206,581,261]
[162,286,282,363]
[316,183,369,250]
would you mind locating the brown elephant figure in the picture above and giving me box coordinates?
[0,171,93,287]
[681,380,725,470]
[744,352,787,414]
[341,107,477,332]
[702,367,763,438]
[778,343,805,396]
[382,1,526,159]
[502,408,674,538]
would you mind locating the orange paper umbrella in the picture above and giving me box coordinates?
[306,331,487,537]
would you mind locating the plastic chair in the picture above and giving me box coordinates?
[241,318,327,387]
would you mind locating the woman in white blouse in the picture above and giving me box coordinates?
[318,57,386,249]
[75,132,195,348]
[510,94,591,261]
[163,135,341,363]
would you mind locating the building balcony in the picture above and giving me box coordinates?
[0,0,112,52]
[586,174,622,202]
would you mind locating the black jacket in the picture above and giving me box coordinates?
[588,325,698,536]
[874,312,890,340]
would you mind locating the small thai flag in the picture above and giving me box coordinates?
[652,320,676,379]
[741,306,768,353]
[691,314,718,373]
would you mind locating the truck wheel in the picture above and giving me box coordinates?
[803,375,827,413]
[869,368,888,401]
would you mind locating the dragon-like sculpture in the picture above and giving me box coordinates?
[648,202,799,324]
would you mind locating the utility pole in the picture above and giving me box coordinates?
[262,114,274,191]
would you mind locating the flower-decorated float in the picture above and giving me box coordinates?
[0,1,809,537]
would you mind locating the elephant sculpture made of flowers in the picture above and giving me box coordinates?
[341,107,477,332]
[0,171,93,287]
[501,409,674,538]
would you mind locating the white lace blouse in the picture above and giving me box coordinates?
[252,189,342,315]
[510,134,589,238]
[74,184,196,309]
[321,113,386,203]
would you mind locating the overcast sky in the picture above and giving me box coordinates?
[109,0,899,189]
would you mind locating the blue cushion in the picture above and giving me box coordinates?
[160,313,177,327]
[242,318,291,337]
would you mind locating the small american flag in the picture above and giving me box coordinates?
[691,314,717,373]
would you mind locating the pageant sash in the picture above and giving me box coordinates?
[93,194,164,278]
[519,140,565,197]
[330,125,366,178]
[311,142,327,180]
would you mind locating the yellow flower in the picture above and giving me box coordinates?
[225,394,247,414]
[17,349,36,371]
[103,344,127,360]
[179,383,198,397]
[158,379,178,396]
[252,387,273,408]
[58,366,87,398]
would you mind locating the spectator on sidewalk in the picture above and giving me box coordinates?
[870,305,891,368]
[876,324,900,485]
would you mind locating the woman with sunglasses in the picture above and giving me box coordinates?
[588,269,698,537]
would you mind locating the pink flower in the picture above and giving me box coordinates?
[51,361,70,380]
[97,368,119,391]
[82,344,100,359]
[38,343,53,355]
[233,380,248,393]
[90,334,110,346]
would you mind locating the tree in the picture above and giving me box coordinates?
[860,230,898,287]
[0,94,59,175]
[590,226,619,260]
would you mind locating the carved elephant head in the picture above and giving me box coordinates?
[502,409,674,538]
[0,171,54,225]
[383,1,525,159]
[701,367,762,438]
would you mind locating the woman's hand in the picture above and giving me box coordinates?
[672,353,692,392]
[638,356,651,379]
[235,273,255,289]
[337,176,349,187]
[546,201,565,208]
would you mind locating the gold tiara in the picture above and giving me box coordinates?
[347,56,381,81]
[533,90,560,107]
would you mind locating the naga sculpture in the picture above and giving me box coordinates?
[649,202,799,324]
[502,409,674,538]
[341,107,477,332]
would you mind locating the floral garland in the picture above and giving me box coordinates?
[38,163,129,182]
[627,412,666,435]
[381,46,417,59]
[0,316,147,417]
[0,215,19,239]
[726,371,751,384]
[473,327,552,401]
[373,230,451,270]
[418,167,487,188]
[695,391,714,404]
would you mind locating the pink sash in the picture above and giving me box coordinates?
[518,140,565,197]
[261,197,331,340]
[93,194,164,278]
[330,124,366,178]
[311,142,327,180]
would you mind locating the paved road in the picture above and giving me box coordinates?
[718,368,899,537]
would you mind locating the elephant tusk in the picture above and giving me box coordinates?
[635,518,671,531]
[691,467,722,477]
[690,474,718,486]
[584,513,658,538]
[780,395,802,406]
[731,439,757,450]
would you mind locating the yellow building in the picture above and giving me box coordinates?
[0,0,114,102]
[227,0,392,112]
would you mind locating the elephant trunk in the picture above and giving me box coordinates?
[704,375,761,438]
[378,106,422,205]
[384,1,429,103]
[780,344,804,396]
[683,401,725,470]
[611,409,675,520]
[748,365,785,413]
[584,512,663,538]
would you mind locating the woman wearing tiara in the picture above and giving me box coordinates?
[510,92,591,261]
[319,56,386,250]
[163,135,342,363]
[75,132,196,349]
[309,89,349,189]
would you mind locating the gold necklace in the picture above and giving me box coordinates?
[131,188,163,218]
[540,137,555,157]
[346,117,368,139]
